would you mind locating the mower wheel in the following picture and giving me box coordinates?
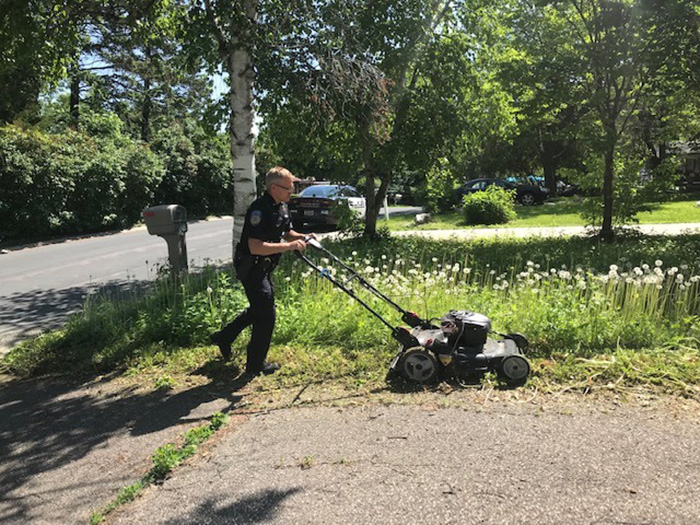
[505,332,529,352]
[399,348,439,383]
[497,355,530,387]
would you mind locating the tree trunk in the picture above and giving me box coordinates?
[69,72,80,129]
[541,149,557,195]
[141,77,151,142]
[206,0,258,259]
[600,139,615,240]
[203,0,258,258]
[228,39,257,258]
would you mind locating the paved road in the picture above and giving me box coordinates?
[0,219,235,352]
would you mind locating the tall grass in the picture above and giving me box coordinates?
[3,234,700,380]
[3,267,247,376]
[275,253,700,358]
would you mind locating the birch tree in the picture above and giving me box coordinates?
[188,0,258,256]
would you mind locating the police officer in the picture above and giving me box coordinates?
[210,166,311,376]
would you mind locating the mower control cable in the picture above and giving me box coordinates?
[294,247,397,332]
[301,237,419,320]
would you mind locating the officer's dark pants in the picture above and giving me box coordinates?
[220,271,275,373]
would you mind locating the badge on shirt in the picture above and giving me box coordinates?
[250,210,262,226]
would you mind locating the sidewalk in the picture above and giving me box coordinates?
[113,402,700,525]
[2,369,699,525]
[0,373,239,524]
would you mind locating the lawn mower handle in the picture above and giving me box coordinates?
[294,237,428,333]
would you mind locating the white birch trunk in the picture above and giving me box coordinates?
[228,0,257,259]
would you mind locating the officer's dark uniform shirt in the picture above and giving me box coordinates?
[235,192,291,269]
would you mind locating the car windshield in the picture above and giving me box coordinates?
[300,185,340,198]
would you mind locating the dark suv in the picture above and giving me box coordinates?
[457,178,549,206]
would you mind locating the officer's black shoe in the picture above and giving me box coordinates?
[209,331,232,361]
[246,361,280,376]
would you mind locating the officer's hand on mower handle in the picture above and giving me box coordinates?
[288,239,307,252]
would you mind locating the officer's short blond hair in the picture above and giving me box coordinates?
[266,166,295,188]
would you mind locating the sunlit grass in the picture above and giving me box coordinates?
[385,197,700,230]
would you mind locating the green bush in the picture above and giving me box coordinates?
[151,122,234,218]
[332,199,364,234]
[461,185,516,225]
[417,160,459,213]
[0,123,163,241]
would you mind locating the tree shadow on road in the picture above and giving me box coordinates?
[0,371,250,524]
[0,279,151,351]
[165,488,302,525]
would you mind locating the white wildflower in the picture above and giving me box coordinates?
[655,260,663,267]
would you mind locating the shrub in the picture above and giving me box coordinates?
[332,199,364,234]
[462,185,516,225]
[417,160,459,213]
[0,123,163,241]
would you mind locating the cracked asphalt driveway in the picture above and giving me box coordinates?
[112,403,700,525]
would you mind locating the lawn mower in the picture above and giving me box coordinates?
[295,238,530,387]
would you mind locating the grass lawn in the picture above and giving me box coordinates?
[386,197,700,230]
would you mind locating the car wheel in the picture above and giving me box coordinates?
[519,192,536,206]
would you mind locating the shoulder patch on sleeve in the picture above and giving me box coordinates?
[250,210,262,226]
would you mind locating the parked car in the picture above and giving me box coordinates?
[288,184,366,229]
[457,178,549,205]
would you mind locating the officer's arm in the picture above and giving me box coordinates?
[284,230,315,241]
[249,237,306,255]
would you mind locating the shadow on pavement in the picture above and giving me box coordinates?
[0,372,246,524]
[0,279,151,351]
[165,488,302,525]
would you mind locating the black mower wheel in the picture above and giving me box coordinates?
[497,355,530,387]
[505,332,529,352]
[399,348,439,384]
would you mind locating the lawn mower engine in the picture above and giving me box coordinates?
[389,310,530,386]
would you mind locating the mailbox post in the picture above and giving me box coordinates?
[143,204,188,276]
